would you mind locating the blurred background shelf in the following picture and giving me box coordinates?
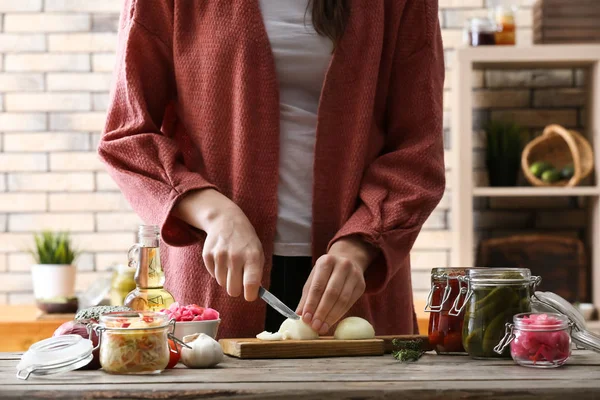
[451,44,600,307]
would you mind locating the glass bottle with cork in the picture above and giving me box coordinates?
[124,225,175,312]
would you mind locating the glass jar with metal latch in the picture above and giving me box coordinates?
[494,312,572,368]
[94,311,180,374]
[16,311,189,380]
[425,267,470,354]
[453,268,540,359]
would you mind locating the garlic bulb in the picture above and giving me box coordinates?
[333,317,375,340]
[278,318,319,340]
[180,333,224,368]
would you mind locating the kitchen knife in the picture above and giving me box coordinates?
[259,287,300,320]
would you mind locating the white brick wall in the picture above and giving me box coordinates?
[0,0,582,307]
[5,53,90,71]
[4,14,90,32]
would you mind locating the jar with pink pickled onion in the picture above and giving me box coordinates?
[495,312,572,368]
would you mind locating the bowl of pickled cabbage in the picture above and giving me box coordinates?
[161,303,221,340]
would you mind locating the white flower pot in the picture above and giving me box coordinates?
[31,264,76,300]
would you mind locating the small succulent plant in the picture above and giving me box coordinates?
[31,231,79,265]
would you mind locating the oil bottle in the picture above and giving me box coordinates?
[124,225,175,311]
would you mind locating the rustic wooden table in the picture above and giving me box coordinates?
[2,350,600,399]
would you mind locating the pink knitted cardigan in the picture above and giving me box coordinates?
[98,0,446,338]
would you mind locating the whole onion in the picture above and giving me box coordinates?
[53,319,100,370]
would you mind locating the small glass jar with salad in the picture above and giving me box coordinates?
[94,311,178,374]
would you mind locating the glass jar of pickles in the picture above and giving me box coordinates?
[455,268,541,359]
[94,311,178,375]
[425,268,470,354]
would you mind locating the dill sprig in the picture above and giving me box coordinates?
[391,339,425,362]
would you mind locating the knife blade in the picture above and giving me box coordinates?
[258,287,300,320]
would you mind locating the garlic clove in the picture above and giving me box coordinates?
[181,332,224,369]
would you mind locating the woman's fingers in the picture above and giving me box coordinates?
[296,274,313,314]
[299,254,366,334]
[299,255,335,327]
[214,250,228,288]
[226,253,244,297]
[322,274,365,333]
[243,250,264,301]
[310,266,348,334]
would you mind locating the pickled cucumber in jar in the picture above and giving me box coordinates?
[461,269,537,359]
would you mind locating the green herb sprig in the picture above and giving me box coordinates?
[391,339,425,362]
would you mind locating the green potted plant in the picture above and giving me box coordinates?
[30,231,80,313]
[485,119,526,187]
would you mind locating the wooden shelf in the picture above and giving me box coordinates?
[458,44,600,69]
[450,44,600,307]
[473,187,600,197]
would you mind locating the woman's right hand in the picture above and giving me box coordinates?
[174,189,265,301]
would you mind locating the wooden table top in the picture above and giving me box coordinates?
[2,351,600,399]
[0,303,431,352]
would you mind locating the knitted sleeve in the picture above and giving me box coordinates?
[98,0,217,247]
[328,0,446,294]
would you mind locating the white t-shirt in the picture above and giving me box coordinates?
[260,0,333,256]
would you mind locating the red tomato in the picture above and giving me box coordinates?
[166,339,181,369]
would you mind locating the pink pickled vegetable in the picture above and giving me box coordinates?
[160,302,220,322]
[510,314,570,366]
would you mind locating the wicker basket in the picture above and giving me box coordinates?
[521,124,594,187]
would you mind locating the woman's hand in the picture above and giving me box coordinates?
[174,189,265,301]
[296,237,378,335]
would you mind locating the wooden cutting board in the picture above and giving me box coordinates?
[219,335,430,359]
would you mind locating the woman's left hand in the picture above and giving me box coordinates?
[296,237,378,335]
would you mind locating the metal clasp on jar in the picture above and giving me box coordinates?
[424,274,452,313]
[448,275,471,316]
[494,322,515,354]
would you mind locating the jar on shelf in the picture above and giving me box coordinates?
[492,5,516,45]
[464,17,497,47]
[455,268,540,359]
[94,311,180,375]
[425,267,475,355]
[494,313,572,368]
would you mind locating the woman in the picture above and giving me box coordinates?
[98,0,445,338]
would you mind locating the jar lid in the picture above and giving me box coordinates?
[99,311,171,330]
[431,267,468,279]
[16,335,93,380]
[531,291,600,353]
[465,267,533,285]
[513,312,569,331]
[468,17,496,32]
